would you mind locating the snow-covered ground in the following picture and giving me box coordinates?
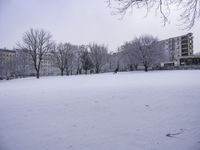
[0,70,200,150]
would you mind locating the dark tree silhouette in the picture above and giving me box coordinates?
[108,0,200,29]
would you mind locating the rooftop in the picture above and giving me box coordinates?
[0,49,16,53]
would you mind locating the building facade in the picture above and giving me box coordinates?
[159,33,193,66]
[0,49,16,78]
[40,53,60,76]
[0,49,16,63]
[0,48,61,78]
[15,49,35,77]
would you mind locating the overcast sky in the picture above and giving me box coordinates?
[0,0,200,52]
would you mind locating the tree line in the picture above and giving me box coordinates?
[16,28,112,79]
[1,28,165,79]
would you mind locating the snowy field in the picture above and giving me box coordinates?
[0,70,200,150]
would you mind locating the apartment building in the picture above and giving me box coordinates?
[160,33,193,66]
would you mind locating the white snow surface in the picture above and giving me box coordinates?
[0,70,200,150]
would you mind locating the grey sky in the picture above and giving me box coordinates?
[0,0,200,52]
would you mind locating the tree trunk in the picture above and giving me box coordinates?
[79,69,82,74]
[130,65,133,71]
[96,67,99,74]
[36,71,40,79]
[134,65,138,70]
[61,69,64,76]
[144,65,148,72]
[66,71,69,76]
[77,68,79,75]
[65,67,69,76]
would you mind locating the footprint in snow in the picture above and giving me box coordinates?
[166,129,184,138]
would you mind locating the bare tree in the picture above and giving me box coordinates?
[52,43,77,76]
[120,41,141,71]
[107,52,120,72]
[80,49,93,74]
[89,44,108,73]
[64,43,75,75]
[107,0,200,29]
[18,28,54,78]
[51,43,66,76]
[134,35,161,72]
[69,45,78,75]
[75,45,85,75]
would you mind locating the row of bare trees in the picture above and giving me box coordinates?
[17,28,110,78]
[52,43,109,76]
[14,28,165,79]
[51,43,76,76]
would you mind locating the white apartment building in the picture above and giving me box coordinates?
[159,33,193,66]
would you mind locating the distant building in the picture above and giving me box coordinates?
[15,49,59,76]
[15,49,35,77]
[40,53,60,76]
[0,48,61,78]
[0,49,16,62]
[159,33,193,66]
[15,49,60,76]
[0,49,16,78]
